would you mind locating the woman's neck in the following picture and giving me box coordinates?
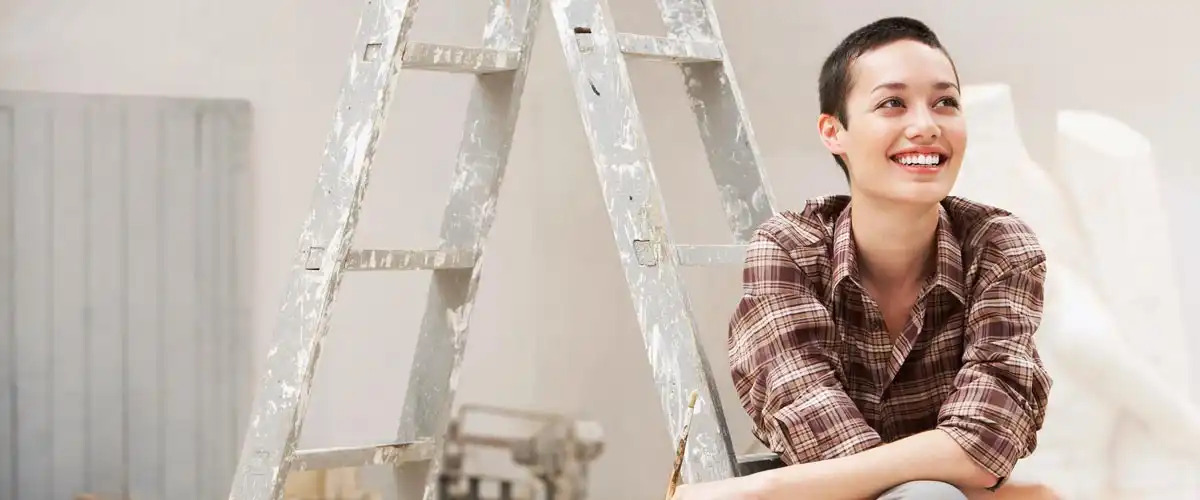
[849,196,940,289]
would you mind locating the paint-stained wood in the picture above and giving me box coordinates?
[230,1,446,499]
[230,0,769,497]
[0,91,253,500]
[394,0,544,498]
[549,0,776,484]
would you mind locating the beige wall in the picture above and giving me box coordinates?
[4,0,1199,498]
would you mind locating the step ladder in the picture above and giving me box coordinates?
[227,0,779,498]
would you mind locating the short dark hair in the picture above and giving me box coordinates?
[818,17,957,179]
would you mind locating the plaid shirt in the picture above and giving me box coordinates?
[728,195,1052,485]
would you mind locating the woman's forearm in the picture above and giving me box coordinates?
[753,429,998,500]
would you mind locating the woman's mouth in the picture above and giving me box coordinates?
[889,152,947,173]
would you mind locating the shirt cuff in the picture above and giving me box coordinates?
[770,397,884,464]
[937,413,1033,490]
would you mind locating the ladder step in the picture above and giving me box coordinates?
[344,248,478,271]
[616,33,723,63]
[401,41,521,74]
[291,439,436,471]
[672,244,746,266]
[736,452,783,476]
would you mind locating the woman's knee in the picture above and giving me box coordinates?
[877,480,967,500]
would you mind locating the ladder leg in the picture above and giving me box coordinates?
[227,2,422,499]
[653,0,777,241]
[549,0,740,484]
[392,1,545,499]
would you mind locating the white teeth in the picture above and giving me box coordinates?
[894,153,941,166]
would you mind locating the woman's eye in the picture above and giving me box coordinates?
[879,97,904,108]
[936,97,960,108]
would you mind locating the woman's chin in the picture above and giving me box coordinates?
[863,183,954,206]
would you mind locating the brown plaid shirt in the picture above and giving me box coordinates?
[728,195,1052,485]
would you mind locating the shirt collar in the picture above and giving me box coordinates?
[830,202,965,305]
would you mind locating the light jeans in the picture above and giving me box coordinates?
[876,480,967,500]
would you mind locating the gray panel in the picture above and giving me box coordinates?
[13,103,53,500]
[197,107,222,500]
[124,99,164,500]
[210,110,233,499]
[0,91,252,500]
[162,102,201,500]
[50,97,88,500]
[231,110,254,463]
[87,98,128,498]
[220,106,251,475]
[0,105,15,500]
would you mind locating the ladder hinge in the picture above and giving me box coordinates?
[304,246,326,270]
[633,239,657,266]
[573,26,594,53]
[363,42,384,62]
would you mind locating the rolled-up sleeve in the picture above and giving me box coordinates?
[937,221,1053,485]
[728,228,882,465]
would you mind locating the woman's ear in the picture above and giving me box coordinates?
[817,114,845,155]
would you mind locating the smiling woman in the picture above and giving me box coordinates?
[671,16,1056,500]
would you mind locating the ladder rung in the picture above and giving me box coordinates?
[616,33,723,63]
[345,248,477,271]
[673,244,746,266]
[736,452,783,476]
[401,42,521,74]
[292,439,436,471]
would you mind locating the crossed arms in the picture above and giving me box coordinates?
[727,225,1052,499]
